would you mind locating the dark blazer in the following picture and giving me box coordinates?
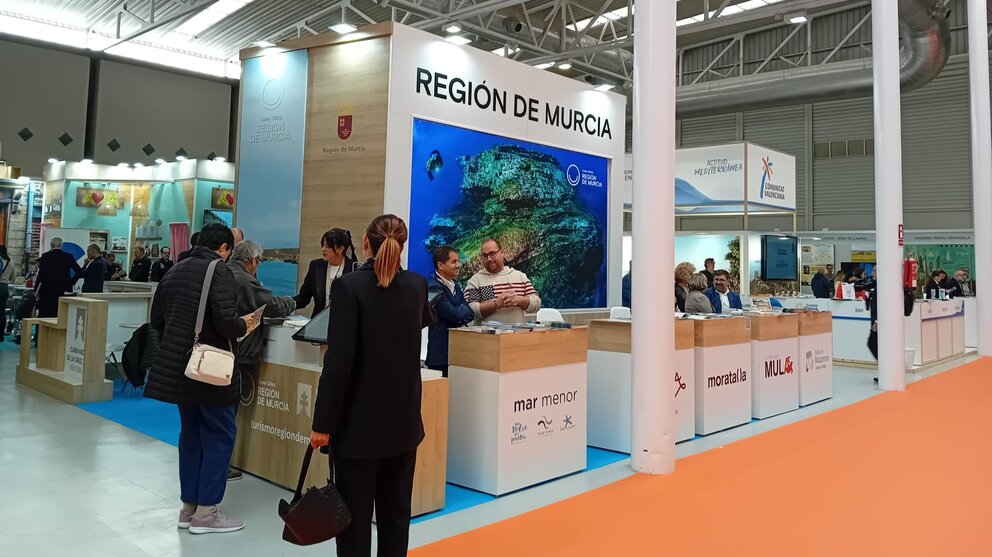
[35,249,82,318]
[76,257,107,293]
[294,256,356,317]
[312,263,434,458]
[105,261,123,281]
[621,272,632,308]
[129,256,152,282]
[144,248,247,406]
[705,287,743,313]
[150,259,174,282]
[810,273,833,298]
[426,274,474,371]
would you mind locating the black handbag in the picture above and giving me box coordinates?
[278,445,352,545]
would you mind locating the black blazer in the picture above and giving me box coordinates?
[294,256,356,317]
[426,275,475,370]
[76,257,107,293]
[312,264,434,458]
[129,256,152,282]
[35,249,82,317]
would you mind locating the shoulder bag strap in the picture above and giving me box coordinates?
[295,445,314,499]
[193,259,222,343]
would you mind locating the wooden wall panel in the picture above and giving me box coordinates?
[300,37,391,287]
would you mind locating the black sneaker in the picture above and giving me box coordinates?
[227,468,243,481]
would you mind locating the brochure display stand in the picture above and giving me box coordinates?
[694,318,751,435]
[749,314,799,419]
[798,312,834,406]
[447,328,588,496]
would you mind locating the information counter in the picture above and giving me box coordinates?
[905,299,965,366]
[748,314,799,419]
[586,319,695,452]
[231,324,449,517]
[798,312,833,406]
[447,327,587,496]
[693,318,751,435]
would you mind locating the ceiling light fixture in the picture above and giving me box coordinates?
[534,62,554,70]
[330,22,358,34]
[787,13,808,24]
[155,158,167,164]
[557,61,572,70]
[444,34,472,46]
[214,156,226,163]
[47,158,58,164]
[117,162,130,168]
[97,202,118,217]
[176,155,187,161]
[445,24,462,34]
[253,40,275,48]
[81,158,93,164]
[133,162,145,168]
[594,83,615,92]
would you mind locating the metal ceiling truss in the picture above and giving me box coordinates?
[104,0,220,51]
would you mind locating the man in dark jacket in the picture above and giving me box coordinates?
[104,252,125,281]
[144,224,253,535]
[75,244,107,293]
[622,264,632,308]
[426,246,474,376]
[229,240,296,369]
[35,237,82,317]
[149,247,174,282]
[129,247,152,282]
[176,233,199,263]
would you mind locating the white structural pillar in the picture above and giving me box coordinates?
[872,0,907,391]
[968,0,992,356]
[631,0,677,473]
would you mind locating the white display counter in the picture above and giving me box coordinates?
[262,320,321,368]
[693,318,751,435]
[447,328,587,496]
[586,319,695,452]
[748,314,799,419]
[905,299,965,366]
[798,312,834,406]
[964,297,977,348]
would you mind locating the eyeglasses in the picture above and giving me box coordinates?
[481,249,502,260]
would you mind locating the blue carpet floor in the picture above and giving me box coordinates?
[77,381,630,523]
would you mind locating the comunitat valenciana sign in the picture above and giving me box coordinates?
[627,142,796,214]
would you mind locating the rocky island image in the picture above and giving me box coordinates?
[409,119,609,309]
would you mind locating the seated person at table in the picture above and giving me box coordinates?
[294,228,357,317]
[684,273,714,314]
[426,245,475,376]
[104,252,125,281]
[953,270,971,297]
[75,244,107,294]
[464,239,541,324]
[705,270,743,314]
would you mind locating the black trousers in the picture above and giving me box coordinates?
[334,449,418,557]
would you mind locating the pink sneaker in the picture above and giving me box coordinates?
[189,507,245,535]
[178,508,193,529]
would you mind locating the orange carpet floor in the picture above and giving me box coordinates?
[413,359,992,557]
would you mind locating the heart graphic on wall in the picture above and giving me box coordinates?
[211,188,235,211]
[226,193,234,206]
[76,186,127,208]
[91,192,104,205]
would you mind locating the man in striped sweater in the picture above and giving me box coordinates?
[464,239,542,324]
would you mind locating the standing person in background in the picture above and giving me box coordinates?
[426,245,474,376]
[150,247,174,282]
[705,270,743,313]
[177,233,200,263]
[701,258,716,288]
[75,244,107,294]
[674,262,696,312]
[104,252,125,281]
[310,214,434,557]
[144,224,253,535]
[622,263,632,309]
[0,246,11,340]
[684,273,714,314]
[35,237,82,318]
[294,228,357,317]
[129,247,152,282]
[464,239,541,324]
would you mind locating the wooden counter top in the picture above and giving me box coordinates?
[586,319,695,353]
[449,328,588,372]
[693,317,751,347]
[748,313,799,341]
[798,312,832,335]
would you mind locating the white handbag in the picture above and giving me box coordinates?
[184,258,237,386]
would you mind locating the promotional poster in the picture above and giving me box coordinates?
[408,118,610,309]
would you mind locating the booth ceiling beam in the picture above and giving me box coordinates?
[103,0,221,51]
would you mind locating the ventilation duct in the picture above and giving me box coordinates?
[676,0,951,119]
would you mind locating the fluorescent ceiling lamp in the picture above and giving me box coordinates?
[173,0,255,38]
[330,22,358,34]
[445,24,462,34]
[670,0,788,28]
[253,40,275,48]
[557,61,572,70]
[534,62,554,69]
[155,159,167,164]
[788,14,809,24]
[594,83,615,91]
[445,34,472,46]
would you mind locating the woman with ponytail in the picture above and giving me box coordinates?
[294,228,358,317]
[310,214,434,557]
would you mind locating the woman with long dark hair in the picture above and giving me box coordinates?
[310,214,433,557]
[0,245,11,340]
[294,228,357,317]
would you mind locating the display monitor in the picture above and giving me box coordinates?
[761,235,799,281]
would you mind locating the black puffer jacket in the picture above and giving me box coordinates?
[144,248,247,405]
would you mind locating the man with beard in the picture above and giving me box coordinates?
[464,239,541,324]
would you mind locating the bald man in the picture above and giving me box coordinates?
[231,227,244,245]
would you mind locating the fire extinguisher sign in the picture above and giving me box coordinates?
[898,224,904,246]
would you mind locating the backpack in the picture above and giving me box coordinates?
[121,323,160,387]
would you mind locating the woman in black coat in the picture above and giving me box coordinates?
[293,228,357,317]
[310,215,433,557]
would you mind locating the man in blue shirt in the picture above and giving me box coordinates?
[426,245,475,376]
[705,270,742,313]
